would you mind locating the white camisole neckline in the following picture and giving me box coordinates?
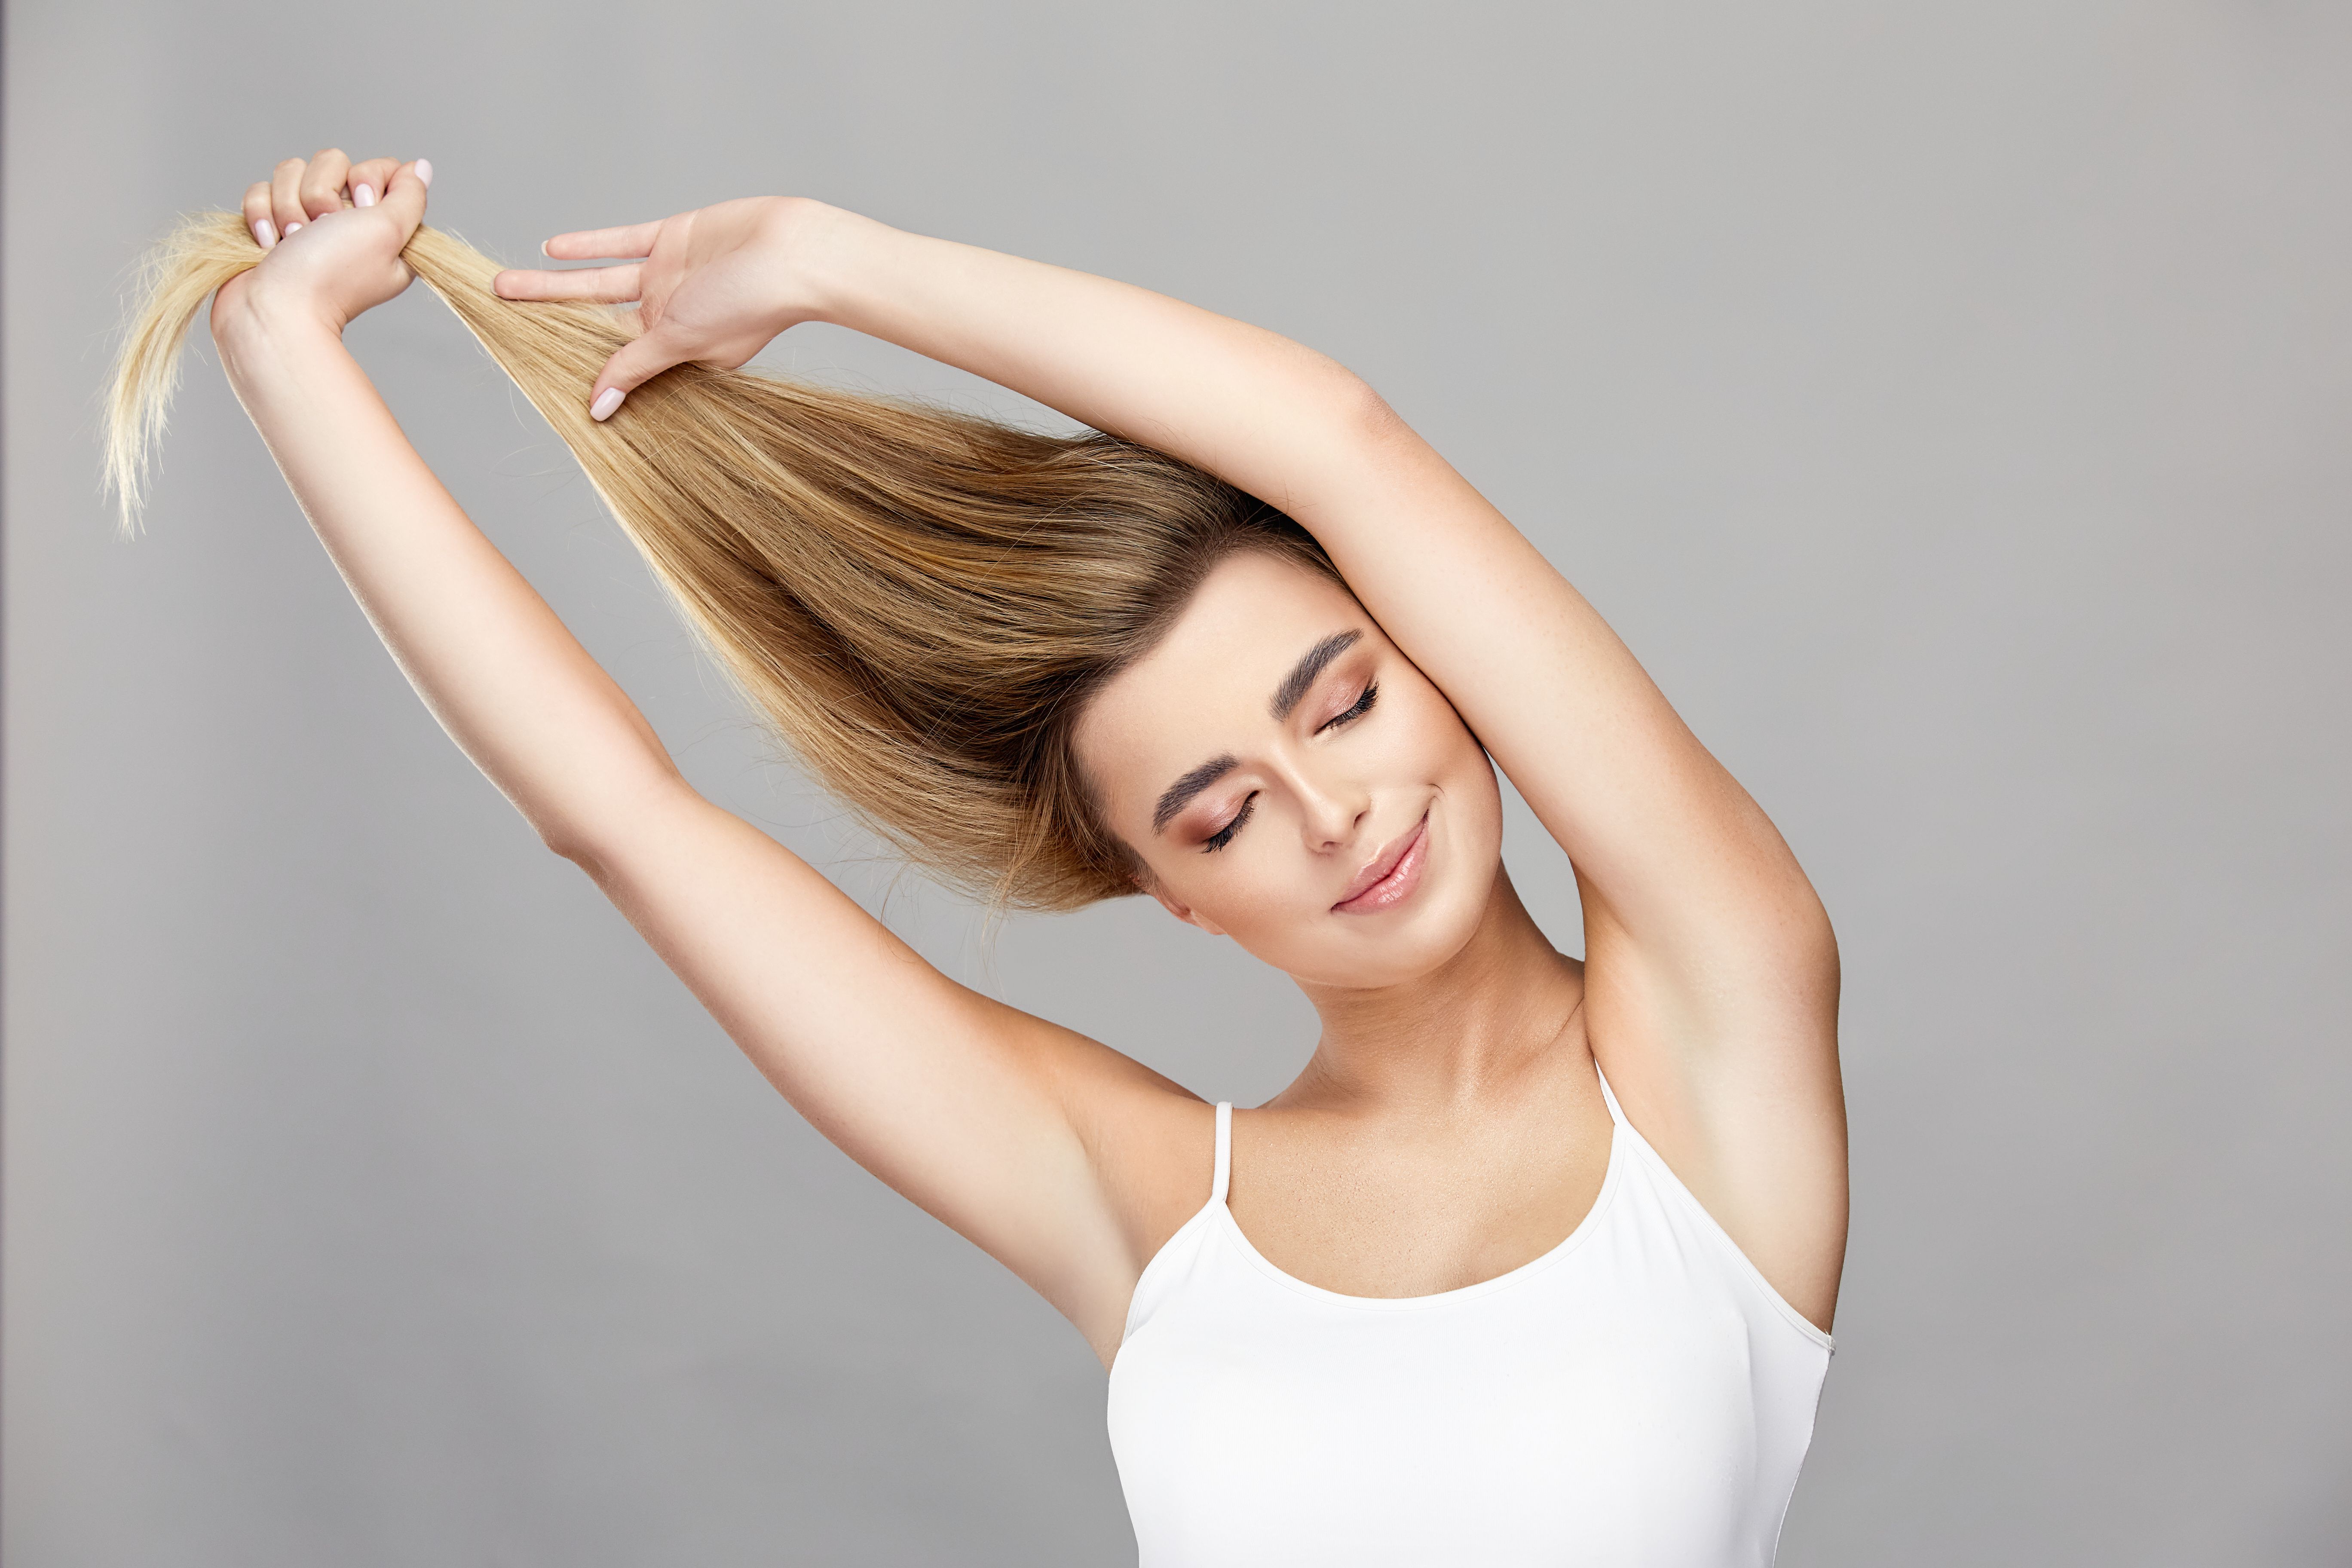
[1106,1063,1832,1567]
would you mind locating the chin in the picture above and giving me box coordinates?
[1251,807,1504,992]
[1356,849,1502,986]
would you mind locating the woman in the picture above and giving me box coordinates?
[134,148,1847,1565]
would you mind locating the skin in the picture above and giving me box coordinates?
[211,152,1846,1377]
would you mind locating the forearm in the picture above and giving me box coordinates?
[218,303,682,852]
[802,205,1384,508]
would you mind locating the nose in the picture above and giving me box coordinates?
[1286,755,1371,854]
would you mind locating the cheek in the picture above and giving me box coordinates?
[1387,680,1484,777]
[1160,837,1311,933]
[1409,693,1507,863]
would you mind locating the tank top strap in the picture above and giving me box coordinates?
[1211,1102,1233,1205]
[1591,1060,1629,1127]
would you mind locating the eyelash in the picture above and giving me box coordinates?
[1320,679,1380,734]
[1203,796,1256,853]
[1201,680,1380,854]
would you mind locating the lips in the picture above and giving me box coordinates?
[1331,811,1430,914]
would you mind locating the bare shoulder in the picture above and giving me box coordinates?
[999,1013,1221,1363]
[1580,908,1848,1335]
[1055,1030,1223,1267]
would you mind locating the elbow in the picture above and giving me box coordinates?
[539,824,602,876]
[1336,373,1409,447]
[535,816,612,881]
[533,769,701,880]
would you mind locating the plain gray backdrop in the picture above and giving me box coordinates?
[7,2,2348,1563]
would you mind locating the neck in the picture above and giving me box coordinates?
[1279,862,1586,1115]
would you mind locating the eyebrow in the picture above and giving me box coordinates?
[1149,628,1366,835]
[1152,753,1240,834]
[1268,630,1363,721]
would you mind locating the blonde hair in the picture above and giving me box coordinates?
[107,212,1344,910]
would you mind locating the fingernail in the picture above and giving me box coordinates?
[254,218,278,249]
[285,221,303,235]
[354,183,376,208]
[590,387,625,422]
[415,159,434,188]
[539,239,551,258]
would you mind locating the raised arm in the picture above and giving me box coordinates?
[502,198,1846,1327]
[182,155,1188,1366]
[210,160,674,850]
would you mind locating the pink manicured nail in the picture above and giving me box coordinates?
[590,388,625,422]
[254,218,278,249]
[284,221,303,235]
[415,159,434,188]
[353,183,376,208]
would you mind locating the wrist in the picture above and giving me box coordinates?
[212,283,347,379]
[787,199,901,330]
[212,285,356,407]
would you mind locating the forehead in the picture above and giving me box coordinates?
[1076,551,1368,795]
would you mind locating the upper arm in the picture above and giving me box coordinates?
[1280,390,1849,1326]
[815,230,1843,1323]
[557,775,1183,1344]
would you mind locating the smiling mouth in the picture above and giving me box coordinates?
[1331,810,1431,914]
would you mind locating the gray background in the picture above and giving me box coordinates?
[8,2,2348,1563]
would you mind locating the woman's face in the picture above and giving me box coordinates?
[1073,549,1505,990]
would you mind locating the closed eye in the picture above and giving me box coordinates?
[1203,793,1256,853]
[1317,680,1378,734]
[1202,682,1375,854]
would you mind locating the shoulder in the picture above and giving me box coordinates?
[1030,1039,1221,1351]
[1072,1065,1223,1265]
[1582,936,1847,1335]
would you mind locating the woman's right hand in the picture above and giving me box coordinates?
[211,149,433,344]
[489,196,842,422]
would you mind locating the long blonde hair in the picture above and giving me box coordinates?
[106,212,1343,910]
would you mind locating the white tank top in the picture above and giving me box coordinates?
[1106,1066,1833,1567]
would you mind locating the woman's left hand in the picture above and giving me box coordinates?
[491,195,842,422]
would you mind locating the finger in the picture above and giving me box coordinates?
[270,158,309,236]
[542,221,662,261]
[300,148,352,219]
[347,156,400,210]
[373,158,433,239]
[587,328,689,420]
[242,181,279,249]
[493,263,646,303]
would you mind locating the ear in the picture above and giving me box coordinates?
[1138,873,1228,937]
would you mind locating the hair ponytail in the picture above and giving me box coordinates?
[107,211,1341,911]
